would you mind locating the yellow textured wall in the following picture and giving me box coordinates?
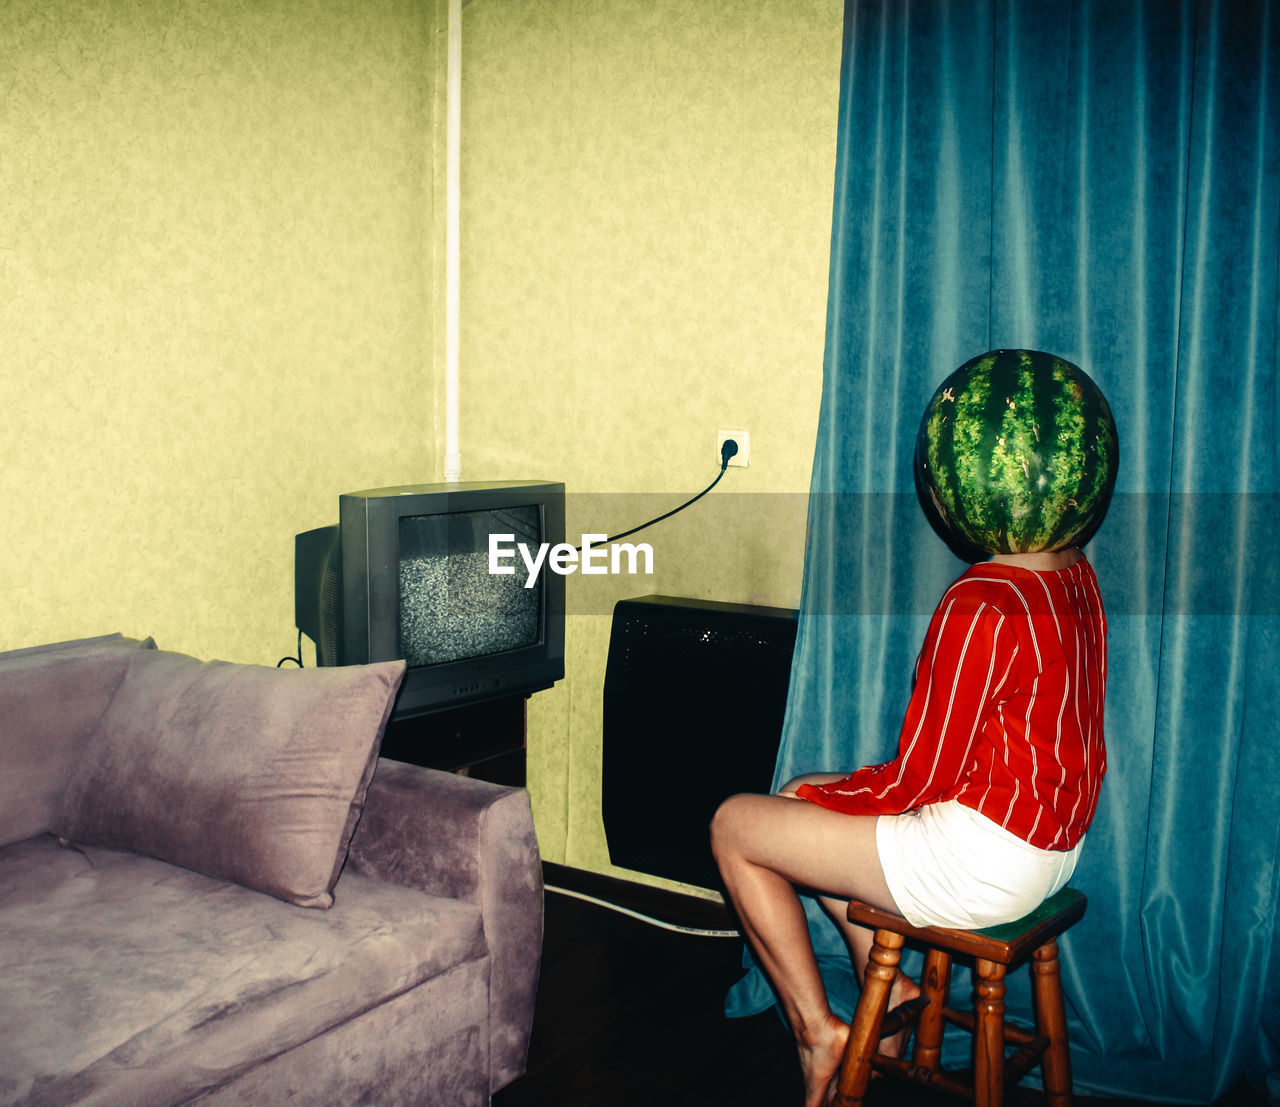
[1,0,444,664]
[461,0,844,891]
[3,0,843,900]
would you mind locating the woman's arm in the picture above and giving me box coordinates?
[796,589,1018,816]
[776,772,854,799]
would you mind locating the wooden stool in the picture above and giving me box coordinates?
[832,888,1086,1107]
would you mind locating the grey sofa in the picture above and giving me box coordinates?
[0,634,542,1106]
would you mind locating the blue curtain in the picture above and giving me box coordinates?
[726,1,1279,1101]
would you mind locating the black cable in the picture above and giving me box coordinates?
[276,629,304,668]
[575,439,739,552]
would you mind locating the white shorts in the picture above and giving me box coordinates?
[875,800,1082,930]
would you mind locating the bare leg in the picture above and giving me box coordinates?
[776,777,920,1047]
[815,894,921,1061]
[711,786,900,1107]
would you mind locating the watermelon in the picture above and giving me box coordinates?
[915,349,1119,554]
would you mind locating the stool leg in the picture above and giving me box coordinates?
[912,948,951,1073]
[1032,939,1073,1107]
[973,958,1007,1107]
[832,928,904,1107]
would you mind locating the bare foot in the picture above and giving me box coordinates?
[796,1012,850,1107]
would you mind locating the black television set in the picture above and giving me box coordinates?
[295,481,566,719]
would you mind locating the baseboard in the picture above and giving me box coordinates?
[541,861,738,934]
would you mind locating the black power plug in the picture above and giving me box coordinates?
[720,437,740,467]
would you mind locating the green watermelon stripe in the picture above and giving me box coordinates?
[993,354,1041,549]
[1026,353,1061,548]
[953,355,991,541]
[927,400,958,533]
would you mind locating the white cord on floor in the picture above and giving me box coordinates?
[544,883,741,938]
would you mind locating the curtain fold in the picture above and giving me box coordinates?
[726,2,1279,1100]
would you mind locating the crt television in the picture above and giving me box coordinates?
[295,481,566,718]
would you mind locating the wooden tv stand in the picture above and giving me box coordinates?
[379,693,527,787]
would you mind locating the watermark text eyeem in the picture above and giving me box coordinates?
[489,533,654,588]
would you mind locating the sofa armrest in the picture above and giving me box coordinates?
[344,757,542,1092]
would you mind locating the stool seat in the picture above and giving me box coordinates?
[833,888,1086,1107]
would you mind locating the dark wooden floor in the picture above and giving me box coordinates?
[492,876,1270,1107]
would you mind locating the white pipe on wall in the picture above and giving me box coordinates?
[443,0,462,483]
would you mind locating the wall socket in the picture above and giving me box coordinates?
[717,430,750,468]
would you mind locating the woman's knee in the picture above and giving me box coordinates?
[710,793,762,860]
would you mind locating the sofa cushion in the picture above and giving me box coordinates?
[54,648,406,908]
[0,835,486,1106]
[0,634,154,848]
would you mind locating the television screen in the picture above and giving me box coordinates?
[398,506,543,667]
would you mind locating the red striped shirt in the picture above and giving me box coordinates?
[796,556,1108,851]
